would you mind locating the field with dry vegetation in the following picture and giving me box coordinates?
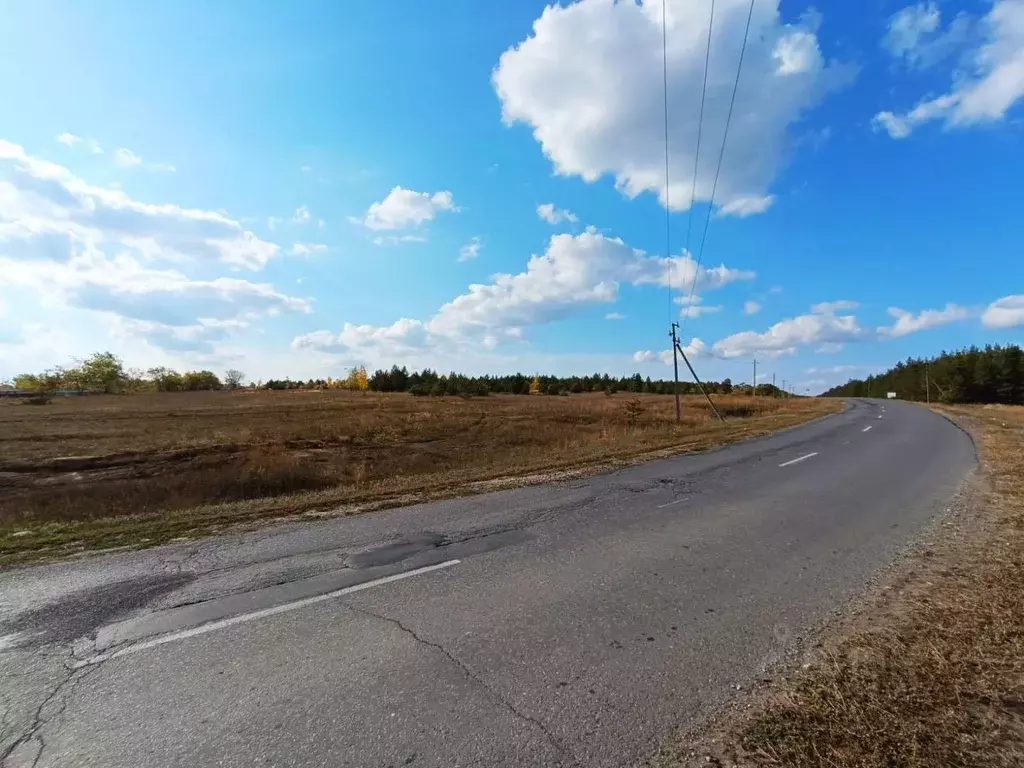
[0,390,836,564]
[670,403,1024,768]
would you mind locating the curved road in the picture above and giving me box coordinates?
[0,399,974,767]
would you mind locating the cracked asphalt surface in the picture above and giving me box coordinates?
[0,399,975,767]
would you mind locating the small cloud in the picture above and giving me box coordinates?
[817,342,846,354]
[372,234,429,246]
[268,216,283,231]
[56,133,103,154]
[56,132,82,148]
[716,195,776,218]
[811,300,859,314]
[293,205,312,225]
[114,147,143,167]
[458,236,482,262]
[674,294,702,306]
[743,300,762,315]
[605,312,625,320]
[290,242,328,257]
[537,203,579,224]
[633,349,666,364]
[301,165,313,173]
[872,111,913,139]
[112,146,174,171]
[680,304,721,319]
[673,293,720,318]
[317,218,326,228]
[358,187,458,231]
[878,303,970,337]
[634,342,704,365]
[981,294,1024,329]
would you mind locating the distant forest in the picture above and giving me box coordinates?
[822,345,1023,405]
[269,368,785,398]
[5,351,788,398]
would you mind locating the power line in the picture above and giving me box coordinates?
[681,0,757,335]
[661,0,672,324]
[683,0,716,272]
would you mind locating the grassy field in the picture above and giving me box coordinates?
[674,403,1024,768]
[0,390,837,564]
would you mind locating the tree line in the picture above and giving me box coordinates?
[4,352,792,399]
[4,352,245,395]
[352,366,784,397]
[821,344,1023,404]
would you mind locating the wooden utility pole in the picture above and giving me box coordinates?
[925,363,930,404]
[670,322,681,422]
[752,358,757,397]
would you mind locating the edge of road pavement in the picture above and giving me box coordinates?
[653,403,987,767]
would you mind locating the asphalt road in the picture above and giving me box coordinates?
[0,398,975,767]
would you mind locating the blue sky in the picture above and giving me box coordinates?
[0,0,1021,392]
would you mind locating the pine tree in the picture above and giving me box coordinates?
[999,345,1023,405]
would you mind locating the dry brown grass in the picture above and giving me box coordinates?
[0,390,835,564]
[694,404,1024,768]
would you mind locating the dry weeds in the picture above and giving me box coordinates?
[0,391,836,564]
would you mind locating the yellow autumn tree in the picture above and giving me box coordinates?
[529,375,542,395]
[344,366,369,391]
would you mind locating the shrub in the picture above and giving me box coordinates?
[620,397,645,425]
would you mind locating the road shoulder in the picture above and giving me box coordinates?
[659,404,1024,768]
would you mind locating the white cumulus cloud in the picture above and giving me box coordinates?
[634,338,707,365]
[982,294,1024,328]
[878,303,970,337]
[356,186,458,231]
[293,228,752,356]
[0,138,278,269]
[713,301,864,358]
[743,300,762,315]
[493,0,852,214]
[537,203,579,224]
[0,243,309,332]
[883,2,974,70]
[874,0,1024,137]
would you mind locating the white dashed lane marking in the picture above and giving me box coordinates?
[657,498,687,509]
[73,559,462,668]
[779,452,818,468]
